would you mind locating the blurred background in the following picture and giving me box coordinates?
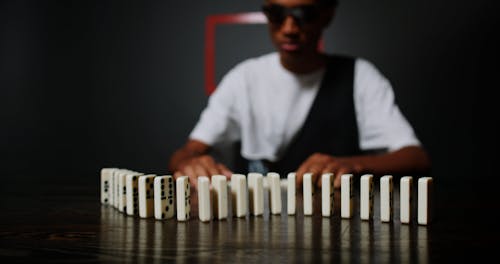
[1,0,498,191]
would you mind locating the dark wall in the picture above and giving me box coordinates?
[1,0,498,187]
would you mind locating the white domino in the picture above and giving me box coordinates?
[113,169,125,208]
[248,173,264,216]
[267,172,282,215]
[176,176,191,221]
[231,174,248,218]
[154,175,175,220]
[400,176,413,224]
[418,177,433,225]
[198,176,212,222]
[109,169,117,206]
[126,173,145,216]
[100,168,116,205]
[138,174,156,218]
[360,174,374,220]
[341,174,354,218]
[303,173,314,216]
[211,175,228,220]
[118,171,128,212]
[116,169,135,210]
[113,169,123,208]
[321,173,334,217]
[380,175,394,222]
[287,172,296,215]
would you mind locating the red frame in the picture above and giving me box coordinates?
[205,12,267,95]
[204,12,324,95]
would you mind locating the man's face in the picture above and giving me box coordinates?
[263,0,333,58]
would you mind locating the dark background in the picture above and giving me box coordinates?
[1,0,498,191]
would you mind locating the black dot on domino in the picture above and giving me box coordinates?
[166,205,169,211]
[104,198,108,202]
[161,213,165,219]
[161,179,165,184]
[146,178,149,183]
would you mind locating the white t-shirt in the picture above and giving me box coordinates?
[190,52,420,162]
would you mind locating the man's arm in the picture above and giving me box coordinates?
[168,139,232,188]
[295,145,431,188]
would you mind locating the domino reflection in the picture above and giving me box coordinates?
[359,221,375,264]
[287,216,297,263]
[379,220,395,263]
[153,221,163,264]
[417,226,429,264]
[176,222,187,264]
[136,219,149,263]
[340,219,351,263]
[249,216,265,252]
[197,221,213,263]
[303,216,312,263]
[399,224,412,263]
[321,218,331,263]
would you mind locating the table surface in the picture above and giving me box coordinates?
[0,179,498,263]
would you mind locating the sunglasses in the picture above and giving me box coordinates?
[261,4,322,26]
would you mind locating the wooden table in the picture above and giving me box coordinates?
[0,180,497,263]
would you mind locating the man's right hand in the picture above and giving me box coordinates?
[168,139,232,188]
[173,154,232,188]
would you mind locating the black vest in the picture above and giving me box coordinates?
[234,55,362,176]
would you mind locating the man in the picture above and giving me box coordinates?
[168,0,431,188]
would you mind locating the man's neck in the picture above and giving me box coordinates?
[280,52,327,74]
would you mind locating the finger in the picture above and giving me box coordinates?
[193,163,210,178]
[296,153,322,188]
[316,173,322,188]
[182,165,198,189]
[296,153,329,189]
[319,163,337,187]
[175,167,197,189]
[307,164,324,189]
[217,164,232,179]
[334,174,341,189]
[334,167,352,189]
[198,156,219,177]
[295,162,311,189]
[195,164,214,189]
